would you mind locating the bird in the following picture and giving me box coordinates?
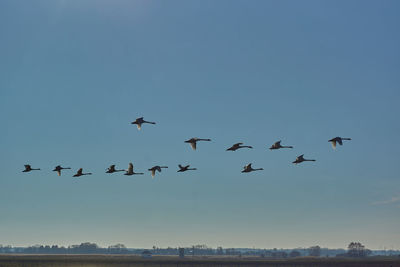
[292,154,316,164]
[106,165,125,174]
[52,165,71,176]
[328,137,351,149]
[131,117,156,130]
[148,165,168,178]
[124,163,144,175]
[269,140,293,150]
[226,143,253,151]
[22,165,40,172]
[73,168,92,177]
[185,138,211,150]
[241,163,263,173]
[177,164,197,172]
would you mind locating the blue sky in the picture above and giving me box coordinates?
[0,0,399,249]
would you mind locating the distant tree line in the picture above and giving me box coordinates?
[0,242,385,258]
[335,242,372,258]
[0,242,129,254]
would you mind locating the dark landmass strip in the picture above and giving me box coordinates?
[0,255,399,267]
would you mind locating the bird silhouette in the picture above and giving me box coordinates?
[22,165,40,172]
[73,168,92,177]
[124,163,144,175]
[148,165,168,178]
[292,154,316,164]
[131,117,156,130]
[226,143,253,151]
[185,138,211,150]
[177,164,197,172]
[106,165,125,173]
[269,140,293,150]
[52,165,71,176]
[241,163,263,173]
[328,137,351,149]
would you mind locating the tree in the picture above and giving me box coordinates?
[289,250,301,258]
[347,242,371,257]
[108,244,127,254]
[308,246,321,257]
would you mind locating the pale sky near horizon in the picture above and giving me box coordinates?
[1,0,399,250]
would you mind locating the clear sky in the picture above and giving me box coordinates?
[0,0,399,250]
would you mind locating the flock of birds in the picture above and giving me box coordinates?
[22,117,352,178]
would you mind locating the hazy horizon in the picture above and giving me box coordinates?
[1,0,399,250]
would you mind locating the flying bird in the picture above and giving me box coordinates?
[177,164,197,172]
[269,140,293,150]
[124,163,144,175]
[106,165,125,173]
[52,165,71,176]
[226,143,253,151]
[241,163,263,173]
[292,154,316,164]
[328,137,351,149]
[73,168,92,177]
[22,165,40,172]
[148,165,168,178]
[131,117,156,130]
[185,138,211,150]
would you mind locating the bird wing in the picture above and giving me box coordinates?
[156,166,161,172]
[57,170,61,176]
[234,143,243,146]
[178,164,183,169]
[190,142,197,150]
[128,163,133,172]
[337,139,343,145]
[151,169,156,177]
[137,124,142,130]
[331,141,337,149]
[77,168,83,175]
[24,165,30,168]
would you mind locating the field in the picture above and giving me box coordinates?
[0,255,399,267]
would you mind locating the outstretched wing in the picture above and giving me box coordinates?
[190,142,196,150]
[77,168,83,175]
[337,139,343,146]
[331,140,337,149]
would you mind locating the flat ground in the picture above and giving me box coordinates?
[0,255,399,267]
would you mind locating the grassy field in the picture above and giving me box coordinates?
[0,255,399,267]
